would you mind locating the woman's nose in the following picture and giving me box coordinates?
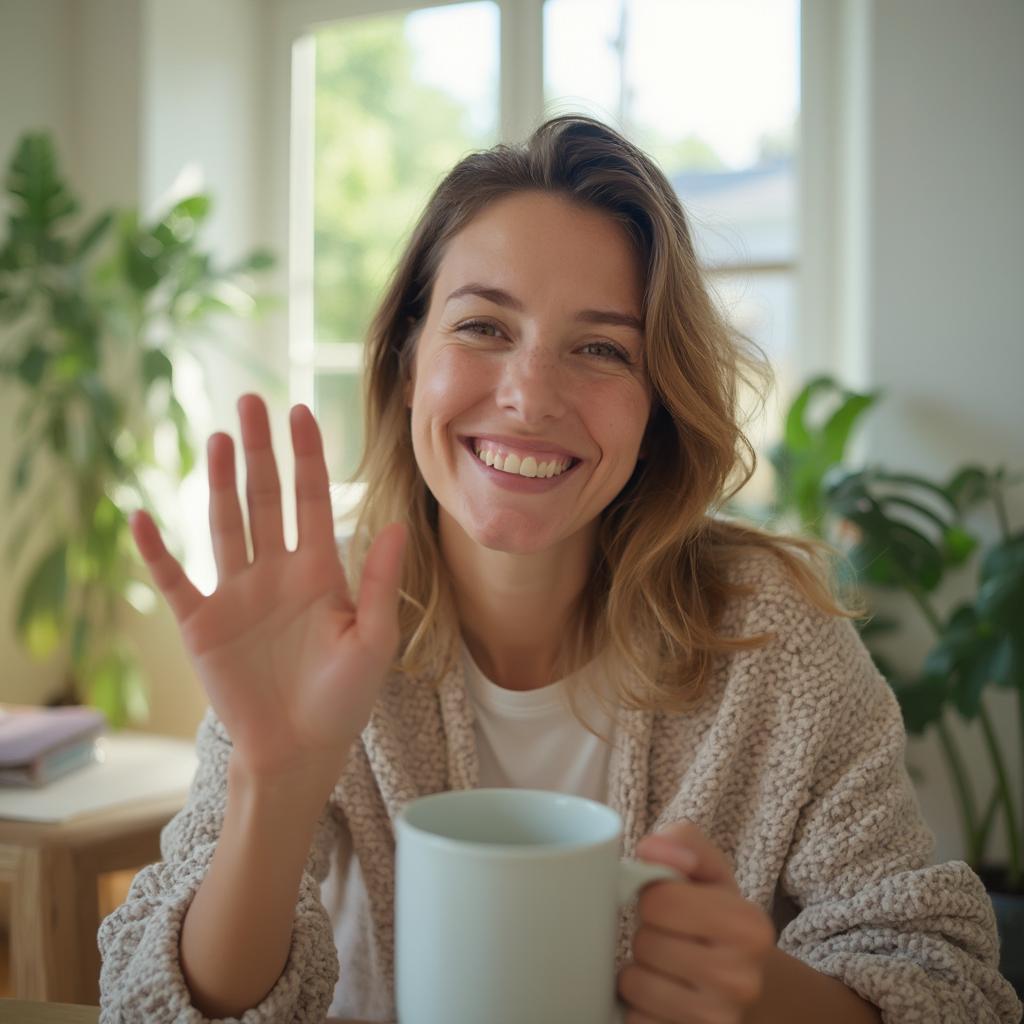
[493,346,569,423]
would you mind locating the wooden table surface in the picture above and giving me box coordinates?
[0,1003,375,1024]
[0,792,188,1004]
[0,1002,98,1023]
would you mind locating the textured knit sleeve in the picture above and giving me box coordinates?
[97,707,345,1023]
[773,608,1022,1024]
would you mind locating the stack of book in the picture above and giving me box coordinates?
[0,704,107,787]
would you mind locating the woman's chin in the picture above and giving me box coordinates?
[462,515,561,556]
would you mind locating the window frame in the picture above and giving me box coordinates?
[265,0,832,450]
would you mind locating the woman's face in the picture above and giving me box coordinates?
[406,190,652,555]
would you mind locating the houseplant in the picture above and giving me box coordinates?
[0,133,278,726]
[764,376,1023,992]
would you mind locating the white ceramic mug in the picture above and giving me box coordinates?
[394,787,678,1024]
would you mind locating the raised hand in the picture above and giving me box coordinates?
[129,394,407,793]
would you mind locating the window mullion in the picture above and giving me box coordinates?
[498,0,544,143]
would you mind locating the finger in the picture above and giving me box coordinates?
[207,432,249,580]
[238,394,285,558]
[128,509,203,623]
[355,522,408,649]
[637,883,775,952]
[637,820,736,888]
[622,1012,665,1024]
[290,404,337,553]
[633,924,764,1006]
[618,963,703,1023]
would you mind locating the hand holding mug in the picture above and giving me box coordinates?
[618,820,777,1024]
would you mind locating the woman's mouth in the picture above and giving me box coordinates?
[460,437,582,491]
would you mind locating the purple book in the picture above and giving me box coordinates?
[0,705,107,767]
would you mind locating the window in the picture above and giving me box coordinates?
[544,0,799,508]
[293,2,500,512]
[292,0,799,511]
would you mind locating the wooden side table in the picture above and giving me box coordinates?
[0,734,196,1004]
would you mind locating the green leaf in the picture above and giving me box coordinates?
[5,134,79,234]
[168,395,195,476]
[825,470,950,591]
[872,470,959,515]
[123,657,150,724]
[86,651,128,729]
[892,674,948,735]
[122,235,162,292]
[167,194,211,225]
[924,605,979,677]
[980,533,1024,589]
[951,629,1009,718]
[14,541,68,658]
[71,615,90,664]
[923,605,1015,718]
[84,648,149,728]
[15,344,49,386]
[141,348,173,389]
[79,374,122,436]
[783,376,835,453]
[74,211,114,259]
[943,525,978,566]
[820,392,878,464]
[875,493,951,540]
[230,248,276,274]
[857,614,900,639]
[976,567,1024,627]
[11,448,32,495]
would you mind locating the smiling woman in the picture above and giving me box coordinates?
[352,119,825,703]
[96,115,1021,1024]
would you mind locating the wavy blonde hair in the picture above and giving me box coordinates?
[345,114,855,721]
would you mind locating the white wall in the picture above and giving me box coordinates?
[0,0,74,174]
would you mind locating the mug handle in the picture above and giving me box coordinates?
[616,856,679,905]
[609,858,683,1024]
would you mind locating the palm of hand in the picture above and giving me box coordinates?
[128,395,407,786]
[185,554,372,776]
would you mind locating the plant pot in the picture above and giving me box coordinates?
[977,865,1024,999]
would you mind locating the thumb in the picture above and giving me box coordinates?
[355,522,408,647]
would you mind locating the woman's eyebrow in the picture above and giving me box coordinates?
[445,283,644,334]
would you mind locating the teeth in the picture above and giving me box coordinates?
[472,441,573,479]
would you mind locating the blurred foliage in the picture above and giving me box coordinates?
[310,13,495,482]
[0,133,276,727]
[769,376,1023,888]
[313,15,495,345]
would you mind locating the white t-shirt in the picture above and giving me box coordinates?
[460,638,618,801]
[324,640,619,1017]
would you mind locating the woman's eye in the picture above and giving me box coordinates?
[581,340,632,363]
[457,322,630,364]
[458,320,502,337]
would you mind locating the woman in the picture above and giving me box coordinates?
[99,116,1020,1023]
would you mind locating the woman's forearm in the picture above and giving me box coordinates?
[745,945,882,1024]
[179,757,338,1019]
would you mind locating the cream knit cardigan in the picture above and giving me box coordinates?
[98,552,1023,1023]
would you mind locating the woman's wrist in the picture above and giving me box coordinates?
[226,748,345,830]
